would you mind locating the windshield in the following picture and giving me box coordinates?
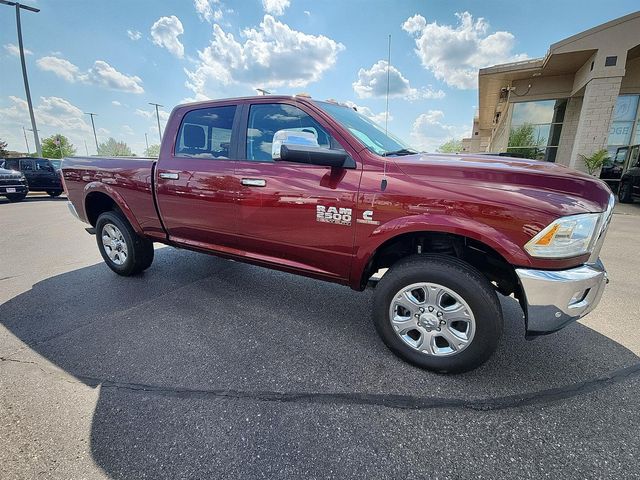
[314,101,417,156]
[49,160,62,170]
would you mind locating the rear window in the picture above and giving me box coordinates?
[175,105,237,159]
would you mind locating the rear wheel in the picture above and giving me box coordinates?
[373,255,503,374]
[619,181,634,203]
[96,210,154,276]
[6,193,27,203]
[47,190,63,198]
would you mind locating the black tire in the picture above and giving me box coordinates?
[95,210,154,276]
[6,193,27,203]
[47,190,63,197]
[618,180,634,204]
[373,255,503,374]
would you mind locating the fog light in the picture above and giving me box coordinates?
[569,289,589,306]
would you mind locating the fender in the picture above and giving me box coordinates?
[83,181,144,235]
[349,213,531,289]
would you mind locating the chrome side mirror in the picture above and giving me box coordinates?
[271,130,319,160]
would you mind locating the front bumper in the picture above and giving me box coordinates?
[0,184,28,194]
[516,259,608,336]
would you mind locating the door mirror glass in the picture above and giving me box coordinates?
[271,130,319,159]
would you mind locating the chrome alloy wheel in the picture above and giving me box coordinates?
[389,282,476,356]
[101,223,128,266]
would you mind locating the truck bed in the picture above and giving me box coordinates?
[62,156,164,237]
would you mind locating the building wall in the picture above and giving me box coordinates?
[556,96,583,166]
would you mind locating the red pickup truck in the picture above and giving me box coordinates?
[62,95,614,373]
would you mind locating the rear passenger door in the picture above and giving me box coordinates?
[19,159,36,188]
[155,103,241,251]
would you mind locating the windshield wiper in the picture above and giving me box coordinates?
[381,148,419,157]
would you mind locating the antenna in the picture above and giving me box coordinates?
[381,34,391,191]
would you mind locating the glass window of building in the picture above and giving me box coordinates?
[507,99,567,162]
[603,95,640,182]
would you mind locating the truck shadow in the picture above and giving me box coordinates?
[1,247,638,478]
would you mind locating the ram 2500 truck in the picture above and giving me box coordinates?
[62,95,614,373]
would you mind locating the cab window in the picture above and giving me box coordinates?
[245,103,337,162]
[36,159,53,172]
[20,159,34,171]
[175,105,237,159]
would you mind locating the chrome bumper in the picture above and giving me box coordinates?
[516,259,608,336]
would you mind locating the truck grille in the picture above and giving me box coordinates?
[0,175,23,186]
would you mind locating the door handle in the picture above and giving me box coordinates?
[159,172,179,180]
[241,178,266,187]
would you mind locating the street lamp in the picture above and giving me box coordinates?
[1,0,41,156]
[85,112,99,154]
[148,102,163,142]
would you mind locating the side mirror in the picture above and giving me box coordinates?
[272,129,355,169]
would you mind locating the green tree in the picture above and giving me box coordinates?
[437,139,463,153]
[579,149,610,176]
[0,139,8,157]
[97,137,133,157]
[507,123,541,159]
[144,144,160,157]
[41,134,76,158]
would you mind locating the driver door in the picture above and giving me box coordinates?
[234,101,362,281]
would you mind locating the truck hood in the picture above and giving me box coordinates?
[393,153,612,215]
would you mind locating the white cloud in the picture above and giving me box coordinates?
[4,43,32,57]
[151,16,185,58]
[262,0,290,16]
[194,0,223,22]
[402,12,527,89]
[127,29,142,41]
[343,101,391,125]
[112,100,122,106]
[353,60,445,100]
[411,110,469,152]
[0,95,91,134]
[85,61,144,94]
[36,56,144,94]
[135,108,170,121]
[36,56,79,82]
[122,125,135,135]
[304,10,310,16]
[185,15,344,98]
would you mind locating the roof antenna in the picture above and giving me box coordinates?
[381,34,391,192]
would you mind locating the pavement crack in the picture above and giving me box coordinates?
[66,362,640,412]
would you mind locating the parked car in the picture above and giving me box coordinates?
[3,157,64,197]
[0,165,29,202]
[61,95,614,373]
[618,144,640,203]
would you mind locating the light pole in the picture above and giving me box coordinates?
[85,112,99,154]
[148,102,163,142]
[84,139,89,156]
[1,1,41,156]
[144,132,149,152]
[22,125,30,154]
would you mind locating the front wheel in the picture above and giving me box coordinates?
[373,255,503,374]
[619,181,634,203]
[96,210,154,276]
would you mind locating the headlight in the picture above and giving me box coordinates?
[524,213,601,258]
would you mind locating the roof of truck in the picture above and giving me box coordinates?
[177,94,330,109]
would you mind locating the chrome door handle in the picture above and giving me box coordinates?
[241,178,266,187]
[159,172,179,180]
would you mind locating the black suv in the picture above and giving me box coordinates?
[3,157,64,197]
[0,164,29,202]
[619,145,640,203]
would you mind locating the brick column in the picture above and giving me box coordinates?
[568,76,623,171]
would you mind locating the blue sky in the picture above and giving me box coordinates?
[1,0,639,155]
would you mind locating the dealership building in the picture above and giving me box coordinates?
[462,11,640,179]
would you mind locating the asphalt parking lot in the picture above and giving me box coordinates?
[1,195,640,479]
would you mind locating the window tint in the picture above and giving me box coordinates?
[21,160,34,171]
[36,159,53,172]
[4,159,18,171]
[175,105,236,159]
[246,103,334,162]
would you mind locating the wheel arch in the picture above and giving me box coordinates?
[83,183,143,234]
